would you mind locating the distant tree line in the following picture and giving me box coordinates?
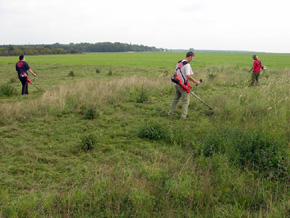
[0,42,163,56]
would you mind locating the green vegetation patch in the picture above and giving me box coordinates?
[0,83,16,97]
[199,125,289,178]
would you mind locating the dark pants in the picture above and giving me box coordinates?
[251,71,260,86]
[20,77,28,95]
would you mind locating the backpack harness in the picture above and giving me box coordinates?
[255,59,263,71]
[171,60,192,93]
[16,61,28,78]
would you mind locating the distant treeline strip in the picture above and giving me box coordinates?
[0,42,163,56]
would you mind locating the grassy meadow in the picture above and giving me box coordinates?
[1,52,290,217]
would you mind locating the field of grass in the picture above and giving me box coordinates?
[1,52,290,217]
[1,52,290,68]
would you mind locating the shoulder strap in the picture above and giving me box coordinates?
[176,60,189,70]
[182,60,188,65]
[176,60,188,82]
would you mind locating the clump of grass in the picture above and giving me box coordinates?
[108,70,113,76]
[208,72,217,80]
[0,84,16,97]
[138,123,188,146]
[96,68,100,73]
[68,70,75,77]
[136,85,149,103]
[165,127,187,146]
[138,123,168,140]
[84,107,97,120]
[9,78,17,83]
[80,134,96,151]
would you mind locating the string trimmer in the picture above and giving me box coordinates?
[171,75,213,110]
[27,76,42,91]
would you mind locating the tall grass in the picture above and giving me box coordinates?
[0,76,168,124]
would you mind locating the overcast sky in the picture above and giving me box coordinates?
[1,0,289,53]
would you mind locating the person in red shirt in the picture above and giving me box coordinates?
[248,54,263,86]
[16,55,36,95]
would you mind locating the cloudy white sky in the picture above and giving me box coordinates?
[1,0,289,53]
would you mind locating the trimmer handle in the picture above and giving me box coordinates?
[196,79,202,86]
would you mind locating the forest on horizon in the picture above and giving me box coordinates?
[0,42,165,56]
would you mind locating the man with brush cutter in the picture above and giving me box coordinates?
[16,55,37,95]
[248,54,266,86]
[168,51,202,119]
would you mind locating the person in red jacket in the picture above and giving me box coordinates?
[16,55,36,95]
[248,54,263,86]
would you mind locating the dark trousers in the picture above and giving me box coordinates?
[20,77,28,95]
[251,71,260,86]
